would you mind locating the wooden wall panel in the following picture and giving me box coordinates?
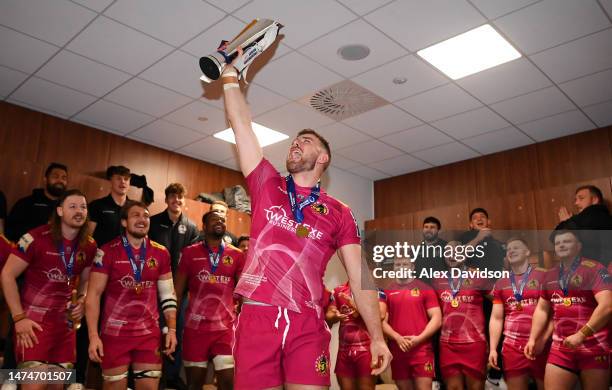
[374,173,422,216]
[419,160,475,210]
[469,192,538,230]
[0,160,45,208]
[0,102,42,161]
[412,203,470,232]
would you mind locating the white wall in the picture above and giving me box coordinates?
[321,166,374,390]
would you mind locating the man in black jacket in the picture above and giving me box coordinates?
[555,185,612,265]
[6,162,67,241]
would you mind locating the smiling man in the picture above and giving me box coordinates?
[219,53,391,389]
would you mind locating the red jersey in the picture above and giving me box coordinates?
[492,267,547,347]
[540,258,610,353]
[331,283,384,351]
[235,159,361,317]
[14,225,96,323]
[432,270,490,343]
[0,234,16,268]
[177,242,244,332]
[92,236,171,337]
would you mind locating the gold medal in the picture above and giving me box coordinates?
[451,298,459,308]
[515,303,523,311]
[563,297,572,307]
[296,224,310,238]
[135,283,143,295]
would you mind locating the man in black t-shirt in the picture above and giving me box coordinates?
[87,165,131,246]
[0,190,6,235]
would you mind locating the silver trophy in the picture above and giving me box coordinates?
[199,18,282,83]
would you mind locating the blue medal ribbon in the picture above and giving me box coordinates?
[448,272,463,299]
[559,256,581,297]
[121,235,146,284]
[58,241,78,284]
[204,241,224,274]
[510,265,532,302]
[285,175,320,225]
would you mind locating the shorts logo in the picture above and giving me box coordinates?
[571,274,582,287]
[223,255,233,266]
[314,354,329,376]
[311,202,328,215]
[77,251,86,265]
[424,362,433,372]
[411,288,420,297]
[595,355,608,362]
[147,257,157,269]
[528,279,538,288]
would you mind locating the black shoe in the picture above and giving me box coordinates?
[165,378,188,390]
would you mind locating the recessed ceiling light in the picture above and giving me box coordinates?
[417,24,521,80]
[337,44,371,61]
[214,122,289,147]
[392,77,407,85]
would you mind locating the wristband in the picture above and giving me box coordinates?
[222,71,238,79]
[223,83,240,90]
[12,312,27,323]
[580,323,595,337]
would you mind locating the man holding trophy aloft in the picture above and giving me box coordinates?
[200,18,392,390]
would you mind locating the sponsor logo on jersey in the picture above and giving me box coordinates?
[264,205,324,240]
[44,267,67,283]
[314,353,329,376]
[119,275,154,290]
[550,292,586,305]
[197,269,231,285]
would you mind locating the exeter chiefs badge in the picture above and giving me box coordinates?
[311,202,329,216]
[314,353,329,376]
[147,257,157,269]
[424,362,433,372]
[77,251,86,265]
[411,288,420,297]
[571,274,583,287]
[528,279,539,288]
[223,255,233,266]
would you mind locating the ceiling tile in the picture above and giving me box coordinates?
[163,100,227,135]
[602,0,612,15]
[0,26,58,74]
[530,28,612,83]
[329,154,362,170]
[432,107,510,138]
[583,100,612,127]
[299,19,407,78]
[0,66,28,98]
[462,127,533,155]
[0,0,96,46]
[140,50,204,98]
[343,105,422,137]
[395,84,482,121]
[261,139,292,167]
[104,0,224,46]
[380,125,454,153]
[130,119,204,150]
[218,157,241,172]
[73,99,155,135]
[336,140,403,164]
[349,165,389,180]
[205,0,251,13]
[234,0,357,48]
[490,86,576,124]
[559,69,612,107]
[364,0,485,51]
[105,78,192,117]
[370,154,431,176]
[412,142,479,166]
[336,0,394,15]
[67,16,173,75]
[36,50,131,97]
[518,110,594,141]
[316,122,372,150]
[495,0,611,54]
[9,77,97,118]
[177,136,237,162]
[244,84,290,116]
[457,57,551,104]
[254,102,335,137]
[181,16,248,58]
[248,51,343,100]
[71,0,114,12]
[469,0,540,19]
[352,55,448,102]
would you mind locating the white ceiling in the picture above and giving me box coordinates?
[1,0,611,181]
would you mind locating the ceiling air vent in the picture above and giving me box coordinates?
[298,80,389,121]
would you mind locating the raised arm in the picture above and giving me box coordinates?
[221,59,263,176]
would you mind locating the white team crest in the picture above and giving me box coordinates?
[18,233,34,252]
[94,249,104,268]
[178,224,187,234]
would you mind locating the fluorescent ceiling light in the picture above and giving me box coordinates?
[214,122,289,147]
[417,24,521,80]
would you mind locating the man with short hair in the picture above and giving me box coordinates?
[88,165,131,247]
[414,216,447,283]
[459,208,505,273]
[526,230,610,390]
[200,201,237,246]
[237,235,249,254]
[6,162,68,241]
[174,211,244,390]
[555,185,612,264]
[1,190,96,384]
[86,201,177,390]
[221,54,391,389]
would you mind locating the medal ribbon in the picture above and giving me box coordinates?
[58,240,78,283]
[285,175,320,224]
[204,241,224,274]
[448,272,463,299]
[510,265,532,302]
[559,256,581,297]
[121,235,146,284]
